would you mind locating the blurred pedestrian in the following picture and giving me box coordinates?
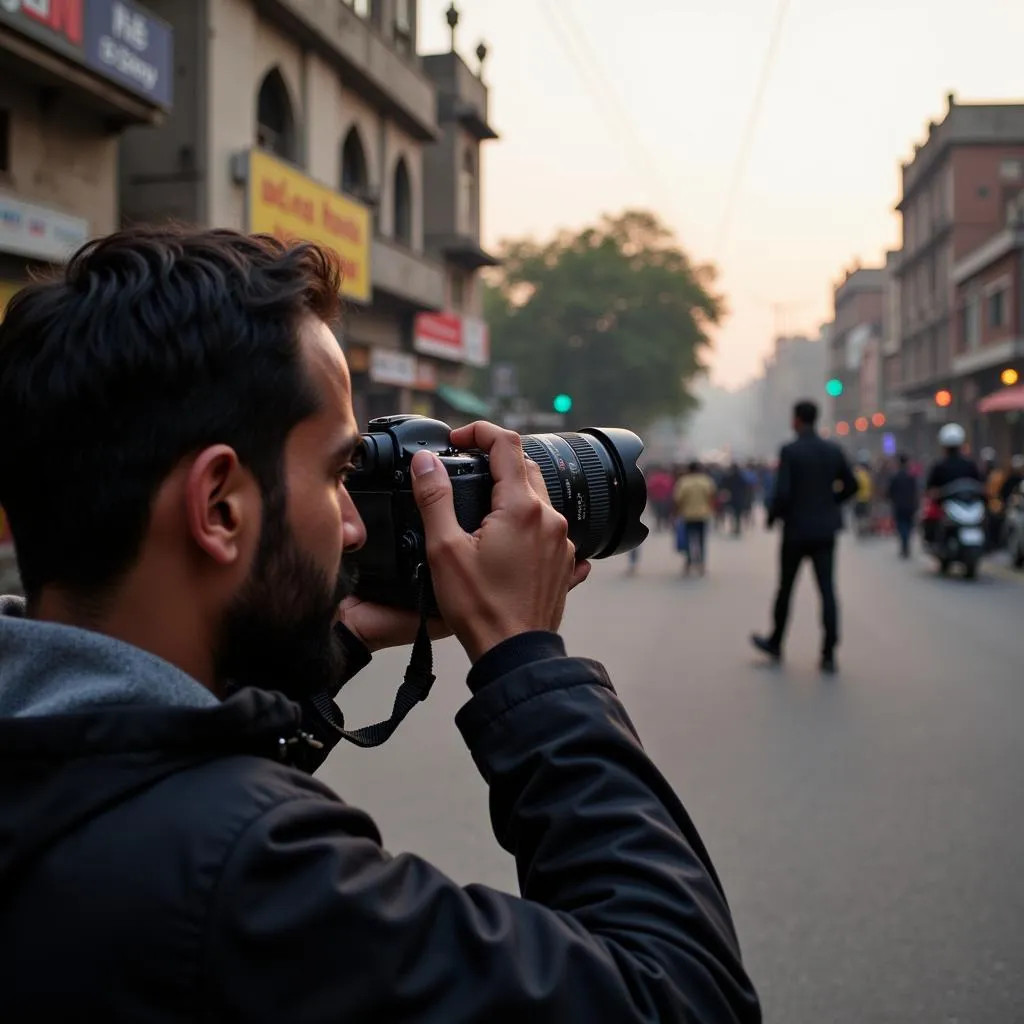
[673,461,717,575]
[752,401,858,674]
[887,453,919,559]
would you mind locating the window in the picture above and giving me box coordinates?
[0,109,9,174]
[255,68,296,161]
[988,289,1005,329]
[394,0,412,54]
[458,150,476,235]
[392,158,412,244]
[341,128,369,197]
[963,295,981,351]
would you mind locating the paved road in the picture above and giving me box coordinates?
[321,523,1024,1023]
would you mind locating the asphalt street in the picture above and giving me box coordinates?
[321,521,1024,1023]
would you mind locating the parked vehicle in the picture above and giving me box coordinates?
[1004,481,1024,570]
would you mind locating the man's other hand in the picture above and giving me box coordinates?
[335,597,451,654]
[410,421,589,663]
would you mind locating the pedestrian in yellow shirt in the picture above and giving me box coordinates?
[673,462,718,575]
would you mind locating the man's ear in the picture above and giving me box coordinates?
[183,445,257,566]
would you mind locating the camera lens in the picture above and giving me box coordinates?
[520,429,649,559]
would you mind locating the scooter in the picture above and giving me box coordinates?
[923,479,987,579]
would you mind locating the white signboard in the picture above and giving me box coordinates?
[0,192,90,262]
[0,192,89,262]
[462,315,490,368]
[370,348,417,387]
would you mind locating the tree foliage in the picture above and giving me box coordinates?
[483,210,724,429]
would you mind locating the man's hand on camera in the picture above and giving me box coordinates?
[410,421,591,664]
[336,597,452,655]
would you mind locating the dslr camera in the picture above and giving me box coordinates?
[344,415,649,613]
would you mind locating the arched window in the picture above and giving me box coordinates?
[255,67,295,161]
[393,158,412,244]
[458,149,476,235]
[341,128,369,196]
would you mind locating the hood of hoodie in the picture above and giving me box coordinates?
[0,596,306,890]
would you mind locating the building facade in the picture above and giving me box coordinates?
[825,266,884,450]
[950,195,1024,458]
[893,93,1024,454]
[118,0,496,427]
[0,0,173,314]
[753,332,827,458]
[1,0,174,586]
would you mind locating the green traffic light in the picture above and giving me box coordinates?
[826,378,844,398]
[553,394,573,414]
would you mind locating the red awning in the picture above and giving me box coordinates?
[978,385,1024,414]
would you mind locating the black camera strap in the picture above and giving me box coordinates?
[336,565,437,749]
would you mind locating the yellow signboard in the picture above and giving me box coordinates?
[247,149,371,304]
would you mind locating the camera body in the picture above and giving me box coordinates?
[345,414,649,614]
[344,416,492,612]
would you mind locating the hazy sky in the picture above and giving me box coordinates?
[419,0,1024,388]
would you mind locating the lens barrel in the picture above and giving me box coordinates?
[519,429,649,559]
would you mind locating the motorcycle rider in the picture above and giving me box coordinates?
[926,424,982,493]
[923,423,982,544]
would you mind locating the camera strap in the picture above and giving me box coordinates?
[336,565,437,749]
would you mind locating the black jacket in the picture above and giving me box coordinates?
[925,453,981,491]
[887,469,919,517]
[0,603,759,1022]
[768,431,858,542]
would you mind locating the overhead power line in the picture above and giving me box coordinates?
[536,0,684,229]
[714,0,791,257]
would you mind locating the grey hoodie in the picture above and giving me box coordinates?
[0,594,218,718]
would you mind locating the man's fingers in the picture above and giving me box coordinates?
[569,559,592,590]
[449,421,529,488]
[410,451,463,555]
[525,458,553,507]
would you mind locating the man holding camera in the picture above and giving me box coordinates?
[0,228,759,1022]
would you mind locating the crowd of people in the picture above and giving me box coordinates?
[639,441,1024,570]
[638,459,776,574]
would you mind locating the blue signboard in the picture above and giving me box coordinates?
[84,0,173,108]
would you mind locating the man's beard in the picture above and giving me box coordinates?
[214,492,354,700]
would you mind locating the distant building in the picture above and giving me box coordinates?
[754,332,827,458]
[893,92,1024,453]
[825,266,885,452]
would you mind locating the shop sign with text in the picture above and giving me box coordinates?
[369,348,437,390]
[84,0,173,106]
[413,311,489,367]
[0,0,84,63]
[248,148,371,304]
[0,192,89,262]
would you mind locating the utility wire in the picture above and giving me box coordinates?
[714,0,791,256]
[536,0,683,228]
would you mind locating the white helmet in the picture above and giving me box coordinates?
[980,446,996,462]
[938,423,966,448]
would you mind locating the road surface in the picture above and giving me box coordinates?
[321,523,1024,1023]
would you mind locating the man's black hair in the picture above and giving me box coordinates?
[793,400,818,427]
[0,226,343,602]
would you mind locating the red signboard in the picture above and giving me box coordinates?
[413,312,490,368]
[0,0,84,50]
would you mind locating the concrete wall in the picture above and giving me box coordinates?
[119,0,207,226]
[0,76,118,237]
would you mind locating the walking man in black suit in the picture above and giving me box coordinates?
[752,400,858,673]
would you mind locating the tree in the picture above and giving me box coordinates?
[483,210,724,429]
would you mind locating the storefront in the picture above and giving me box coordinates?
[412,311,491,426]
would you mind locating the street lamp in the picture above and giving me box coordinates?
[935,389,953,408]
[1001,368,1019,386]
[836,421,850,436]
[871,412,886,428]
[855,417,869,432]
